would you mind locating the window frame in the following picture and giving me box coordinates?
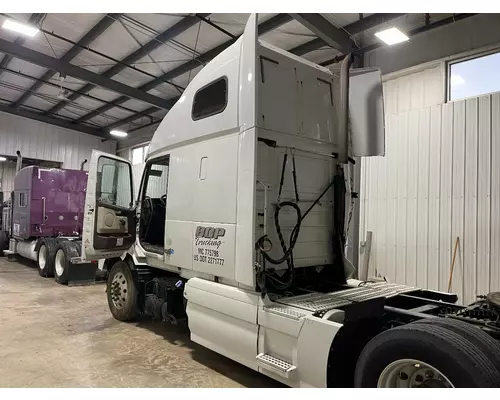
[19,192,27,207]
[139,155,171,206]
[447,48,500,102]
[191,76,228,121]
[96,155,134,211]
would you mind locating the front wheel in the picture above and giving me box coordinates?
[354,320,500,388]
[107,261,138,322]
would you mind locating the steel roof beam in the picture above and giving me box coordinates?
[319,13,478,66]
[0,37,172,109]
[289,14,355,53]
[104,106,162,131]
[12,13,121,108]
[44,14,209,116]
[289,14,406,56]
[75,14,292,127]
[0,102,107,138]
[1,65,159,121]
[0,14,45,78]
[346,13,406,35]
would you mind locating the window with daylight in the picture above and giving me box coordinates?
[132,144,150,165]
[449,51,500,101]
[192,77,228,120]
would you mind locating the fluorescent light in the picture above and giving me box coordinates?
[450,74,465,87]
[110,130,128,138]
[375,27,409,45]
[0,156,6,162]
[2,19,39,37]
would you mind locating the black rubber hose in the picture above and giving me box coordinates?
[259,201,301,266]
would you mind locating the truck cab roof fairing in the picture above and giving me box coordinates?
[148,38,242,157]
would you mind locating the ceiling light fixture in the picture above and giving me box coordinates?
[375,27,409,45]
[2,19,39,38]
[110,130,128,138]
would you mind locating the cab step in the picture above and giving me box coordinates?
[256,353,296,379]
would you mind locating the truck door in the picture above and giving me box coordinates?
[82,150,136,261]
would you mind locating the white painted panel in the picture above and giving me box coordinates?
[359,157,367,254]
[397,77,412,114]
[463,98,478,305]
[0,111,116,200]
[258,56,298,136]
[375,136,387,277]
[416,107,430,289]
[395,112,408,283]
[191,134,239,224]
[451,100,465,301]
[362,71,497,302]
[406,110,419,287]
[410,72,424,110]
[427,105,442,291]
[385,115,398,281]
[383,65,443,117]
[439,103,454,294]
[383,79,398,117]
[477,95,491,297]
[491,93,500,294]
[0,161,17,200]
[368,156,379,277]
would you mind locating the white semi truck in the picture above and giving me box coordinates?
[79,15,500,388]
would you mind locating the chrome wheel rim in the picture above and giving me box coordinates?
[377,359,454,388]
[110,272,128,310]
[55,249,65,277]
[38,245,47,269]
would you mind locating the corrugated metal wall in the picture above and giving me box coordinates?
[0,112,116,200]
[360,65,500,304]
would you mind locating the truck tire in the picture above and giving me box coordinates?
[54,241,79,285]
[0,230,7,257]
[412,317,500,370]
[354,321,500,388]
[107,260,138,322]
[37,238,57,278]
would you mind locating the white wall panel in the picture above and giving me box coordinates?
[0,161,16,201]
[464,98,478,305]
[385,115,398,281]
[451,101,465,301]
[416,107,430,289]
[395,112,408,284]
[362,70,500,303]
[439,103,453,294]
[491,93,500,293]
[476,96,491,297]
[383,65,443,116]
[0,111,116,200]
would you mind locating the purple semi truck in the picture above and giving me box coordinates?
[1,158,99,285]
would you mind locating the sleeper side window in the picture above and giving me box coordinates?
[19,192,27,207]
[192,77,228,120]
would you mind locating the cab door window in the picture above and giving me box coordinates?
[139,156,170,253]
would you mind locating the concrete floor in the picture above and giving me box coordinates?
[0,257,281,388]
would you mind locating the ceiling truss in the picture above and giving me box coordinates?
[0,13,478,139]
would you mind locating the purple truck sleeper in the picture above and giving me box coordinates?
[12,166,88,240]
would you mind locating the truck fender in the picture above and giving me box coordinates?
[296,316,342,388]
